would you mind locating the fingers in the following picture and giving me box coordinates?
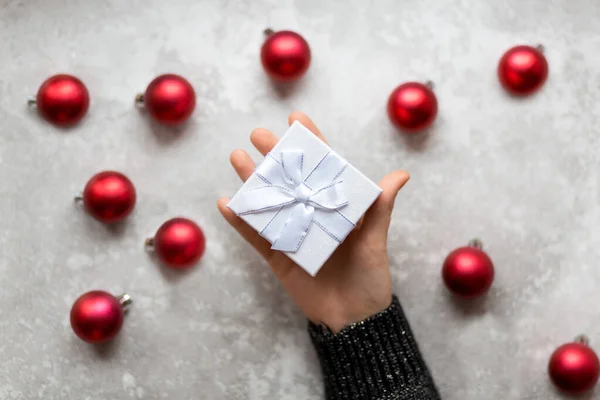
[360,170,410,241]
[230,149,255,181]
[250,128,279,156]
[250,112,326,157]
[288,111,328,144]
[217,197,272,260]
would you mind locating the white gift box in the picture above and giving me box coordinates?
[228,121,382,276]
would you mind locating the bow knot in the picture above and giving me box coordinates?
[229,149,351,253]
[293,183,312,204]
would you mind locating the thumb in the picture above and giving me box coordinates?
[360,170,410,241]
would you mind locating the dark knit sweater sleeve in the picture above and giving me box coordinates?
[308,296,440,400]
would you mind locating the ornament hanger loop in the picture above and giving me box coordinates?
[425,80,435,90]
[536,44,545,53]
[264,28,275,36]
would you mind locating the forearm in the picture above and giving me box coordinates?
[309,296,440,400]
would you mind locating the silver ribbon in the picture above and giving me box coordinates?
[229,150,354,252]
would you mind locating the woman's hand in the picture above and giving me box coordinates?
[218,112,409,333]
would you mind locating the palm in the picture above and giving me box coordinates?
[218,112,408,332]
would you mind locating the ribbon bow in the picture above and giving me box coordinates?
[229,150,354,252]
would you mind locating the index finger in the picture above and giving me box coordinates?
[250,128,279,156]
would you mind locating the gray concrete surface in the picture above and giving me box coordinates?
[1,0,599,398]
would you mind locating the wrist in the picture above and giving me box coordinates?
[314,296,393,333]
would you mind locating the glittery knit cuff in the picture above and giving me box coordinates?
[308,296,440,400]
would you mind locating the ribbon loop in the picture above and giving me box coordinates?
[233,186,295,215]
[281,150,304,186]
[308,181,347,210]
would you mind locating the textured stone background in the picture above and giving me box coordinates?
[1,0,599,399]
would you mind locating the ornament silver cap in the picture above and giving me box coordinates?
[118,293,133,310]
[575,334,590,346]
[135,93,145,106]
[468,238,483,250]
[145,237,155,250]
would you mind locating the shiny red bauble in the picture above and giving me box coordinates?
[82,171,136,223]
[549,339,600,395]
[442,241,494,297]
[139,74,196,124]
[498,45,548,96]
[35,74,89,126]
[70,291,128,343]
[387,82,438,132]
[150,218,205,269]
[261,30,311,81]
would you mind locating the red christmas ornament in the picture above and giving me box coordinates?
[442,239,494,297]
[549,336,600,395]
[387,82,438,132]
[261,29,311,81]
[498,45,548,96]
[136,74,196,124]
[70,291,132,343]
[79,171,137,223]
[31,74,90,126]
[147,217,206,269]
